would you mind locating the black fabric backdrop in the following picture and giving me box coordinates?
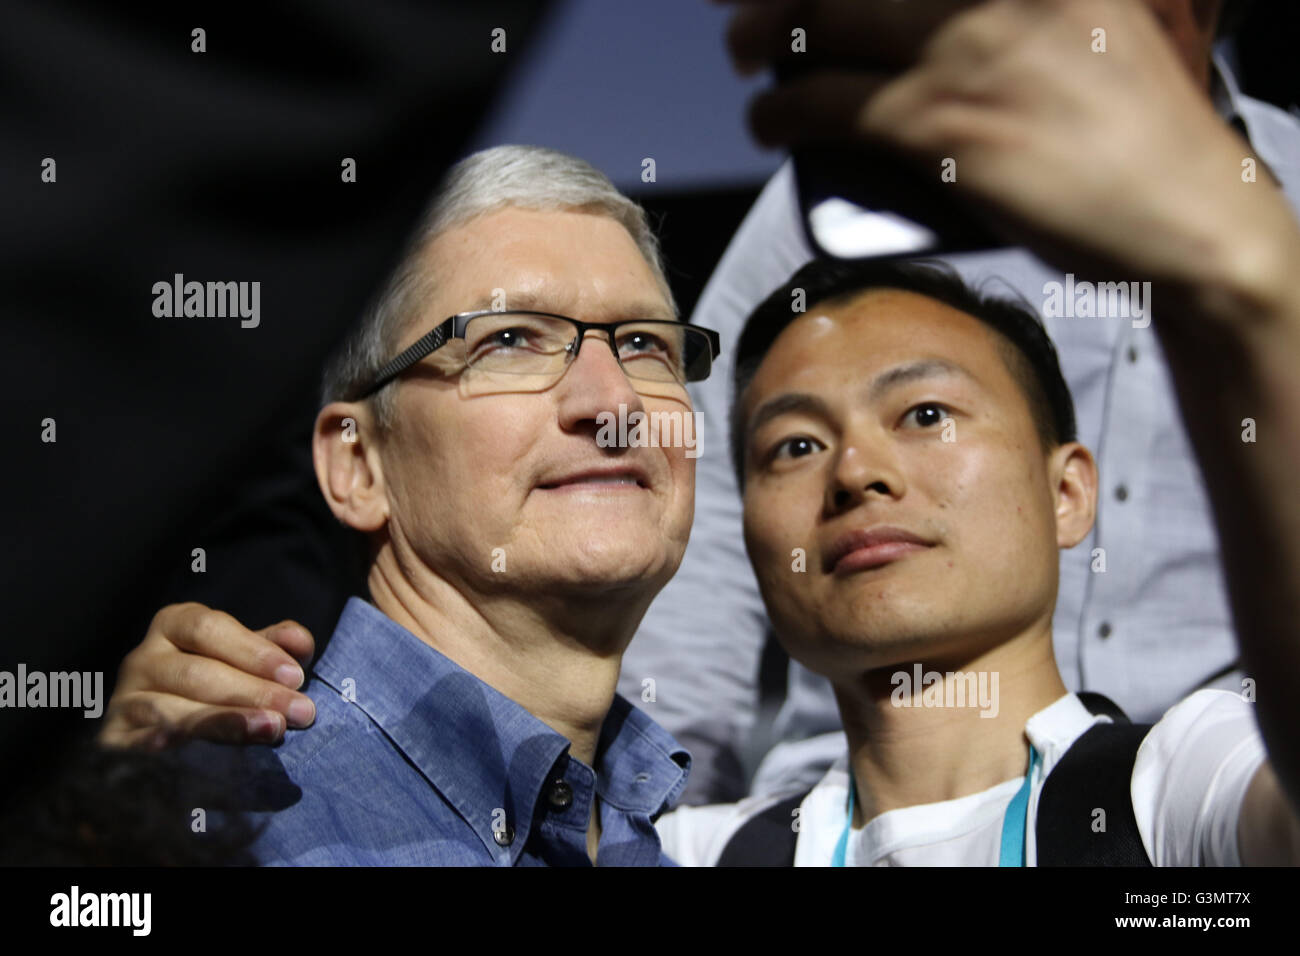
[0,1,550,790]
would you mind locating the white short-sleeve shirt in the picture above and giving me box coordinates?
[656,690,1266,866]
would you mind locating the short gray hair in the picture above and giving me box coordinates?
[321,145,675,428]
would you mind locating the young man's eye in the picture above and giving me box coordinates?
[771,436,825,461]
[904,403,949,428]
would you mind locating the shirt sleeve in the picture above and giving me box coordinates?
[1130,689,1267,866]
[655,804,740,867]
[655,790,801,867]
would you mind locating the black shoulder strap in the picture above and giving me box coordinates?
[716,791,806,866]
[1035,692,1154,866]
[718,693,1154,867]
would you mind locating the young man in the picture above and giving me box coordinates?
[634,0,1300,805]
[658,257,1297,865]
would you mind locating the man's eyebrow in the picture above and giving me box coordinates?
[464,288,560,313]
[464,289,675,320]
[747,359,978,437]
[747,392,835,439]
[867,358,977,399]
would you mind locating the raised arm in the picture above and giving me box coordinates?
[721,0,1300,858]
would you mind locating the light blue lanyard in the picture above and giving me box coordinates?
[831,745,1040,867]
[997,745,1040,867]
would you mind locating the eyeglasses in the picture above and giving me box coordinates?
[352,310,722,400]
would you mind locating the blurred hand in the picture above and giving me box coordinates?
[724,0,1298,299]
[99,602,317,750]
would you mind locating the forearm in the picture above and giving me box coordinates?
[1154,218,1300,813]
[1239,761,1300,866]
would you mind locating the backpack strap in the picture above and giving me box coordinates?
[1035,692,1154,866]
[716,791,806,866]
[718,692,1154,866]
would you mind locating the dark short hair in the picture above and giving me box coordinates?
[729,258,1077,487]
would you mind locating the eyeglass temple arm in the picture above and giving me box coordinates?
[701,327,722,360]
[353,320,453,400]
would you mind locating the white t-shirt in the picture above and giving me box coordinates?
[656,690,1266,866]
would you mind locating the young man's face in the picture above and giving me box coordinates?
[738,289,1095,681]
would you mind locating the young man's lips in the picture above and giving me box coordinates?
[827,527,934,574]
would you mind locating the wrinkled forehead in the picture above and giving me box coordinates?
[419,207,674,325]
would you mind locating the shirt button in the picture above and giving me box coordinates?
[1127,346,1138,364]
[1098,622,1112,639]
[1115,485,1129,502]
[547,779,574,811]
[493,824,515,847]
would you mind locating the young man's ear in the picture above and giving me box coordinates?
[1051,441,1098,550]
[312,402,389,533]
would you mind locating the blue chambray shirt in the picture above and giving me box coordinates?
[192,597,691,865]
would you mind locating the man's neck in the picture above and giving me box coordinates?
[833,626,1068,827]
[366,554,632,769]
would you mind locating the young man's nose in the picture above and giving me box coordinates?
[826,435,907,514]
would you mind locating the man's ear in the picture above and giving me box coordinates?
[1050,441,1098,550]
[312,402,389,533]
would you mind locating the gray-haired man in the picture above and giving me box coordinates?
[168,145,718,865]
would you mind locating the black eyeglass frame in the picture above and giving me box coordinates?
[351,309,722,401]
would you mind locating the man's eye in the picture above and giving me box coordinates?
[485,327,535,350]
[904,403,949,428]
[771,436,825,461]
[617,331,674,361]
[469,327,543,360]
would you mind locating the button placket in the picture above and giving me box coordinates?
[547,778,574,811]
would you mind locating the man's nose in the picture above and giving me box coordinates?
[825,427,907,515]
[554,330,645,433]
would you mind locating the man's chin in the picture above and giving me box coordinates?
[501,547,677,595]
[770,600,964,674]
[564,552,674,591]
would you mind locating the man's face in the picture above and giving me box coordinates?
[739,290,1074,680]
[376,206,694,607]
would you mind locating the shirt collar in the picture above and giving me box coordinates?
[595,693,692,814]
[1210,47,1287,184]
[314,597,690,861]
